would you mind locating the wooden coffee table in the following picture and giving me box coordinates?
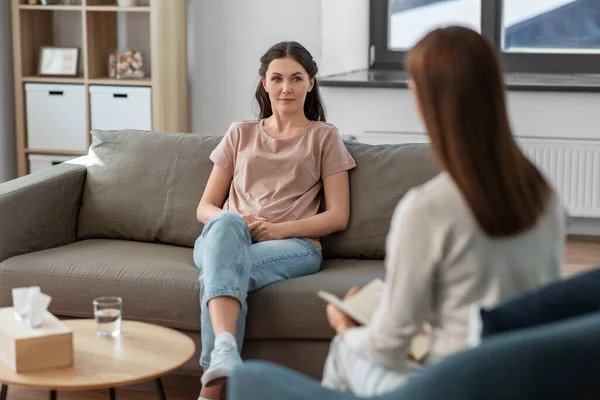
[0,320,195,399]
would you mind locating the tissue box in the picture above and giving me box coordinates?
[0,307,73,372]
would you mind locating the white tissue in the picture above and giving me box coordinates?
[11,286,51,328]
[28,292,52,329]
[12,286,40,321]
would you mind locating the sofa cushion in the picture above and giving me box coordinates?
[481,267,600,338]
[78,130,221,247]
[0,239,384,339]
[246,258,385,339]
[321,142,440,259]
[0,239,198,329]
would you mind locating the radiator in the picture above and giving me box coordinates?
[518,138,600,218]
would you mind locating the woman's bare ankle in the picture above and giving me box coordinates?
[200,369,223,400]
[199,387,222,400]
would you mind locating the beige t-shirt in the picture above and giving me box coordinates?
[210,120,356,247]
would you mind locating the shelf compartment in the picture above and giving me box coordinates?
[86,10,151,80]
[19,9,84,77]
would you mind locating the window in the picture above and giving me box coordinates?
[389,0,481,50]
[371,0,600,73]
[502,0,600,53]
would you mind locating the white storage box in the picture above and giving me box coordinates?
[28,154,77,174]
[90,85,152,131]
[25,83,87,152]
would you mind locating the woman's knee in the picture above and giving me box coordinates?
[211,210,245,225]
[203,211,248,236]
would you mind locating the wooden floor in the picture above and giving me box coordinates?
[3,389,196,400]
[5,378,200,400]
[3,389,188,400]
[563,236,600,277]
[7,237,600,400]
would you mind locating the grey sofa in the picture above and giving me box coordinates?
[0,129,439,379]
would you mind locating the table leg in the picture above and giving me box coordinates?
[49,390,57,400]
[0,384,7,400]
[155,378,166,400]
[109,387,116,400]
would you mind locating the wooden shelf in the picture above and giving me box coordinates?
[22,76,152,86]
[18,5,83,11]
[25,149,87,156]
[88,77,152,86]
[85,6,150,12]
[22,76,85,84]
[18,4,151,12]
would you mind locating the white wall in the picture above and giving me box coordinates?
[319,0,370,77]
[0,0,15,183]
[186,0,369,135]
[187,0,322,135]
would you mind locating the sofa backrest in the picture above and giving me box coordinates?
[322,141,439,259]
[78,130,440,259]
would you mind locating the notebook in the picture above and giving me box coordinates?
[318,278,430,362]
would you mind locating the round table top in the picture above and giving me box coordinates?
[0,320,196,391]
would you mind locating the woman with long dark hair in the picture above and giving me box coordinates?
[194,41,356,400]
[322,26,565,396]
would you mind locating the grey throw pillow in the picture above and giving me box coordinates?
[78,130,221,247]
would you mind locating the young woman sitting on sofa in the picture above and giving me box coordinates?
[193,41,356,400]
[322,26,566,396]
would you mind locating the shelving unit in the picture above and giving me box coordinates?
[11,0,188,176]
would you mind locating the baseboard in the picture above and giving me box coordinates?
[568,217,600,237]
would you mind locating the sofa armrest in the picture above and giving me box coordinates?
[0,157,88,264]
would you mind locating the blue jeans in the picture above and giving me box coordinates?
[193,211,323,368]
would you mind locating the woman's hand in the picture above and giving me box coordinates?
[326,286,360,335]
[248,220,285,242]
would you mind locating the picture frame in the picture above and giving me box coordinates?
[38,47,79,77]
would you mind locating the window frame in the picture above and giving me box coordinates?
[370,0,600,73]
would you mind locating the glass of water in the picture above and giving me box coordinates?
[93,296,122,337]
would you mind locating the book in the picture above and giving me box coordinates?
[318,279,430,362]
[318,279,384,325]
